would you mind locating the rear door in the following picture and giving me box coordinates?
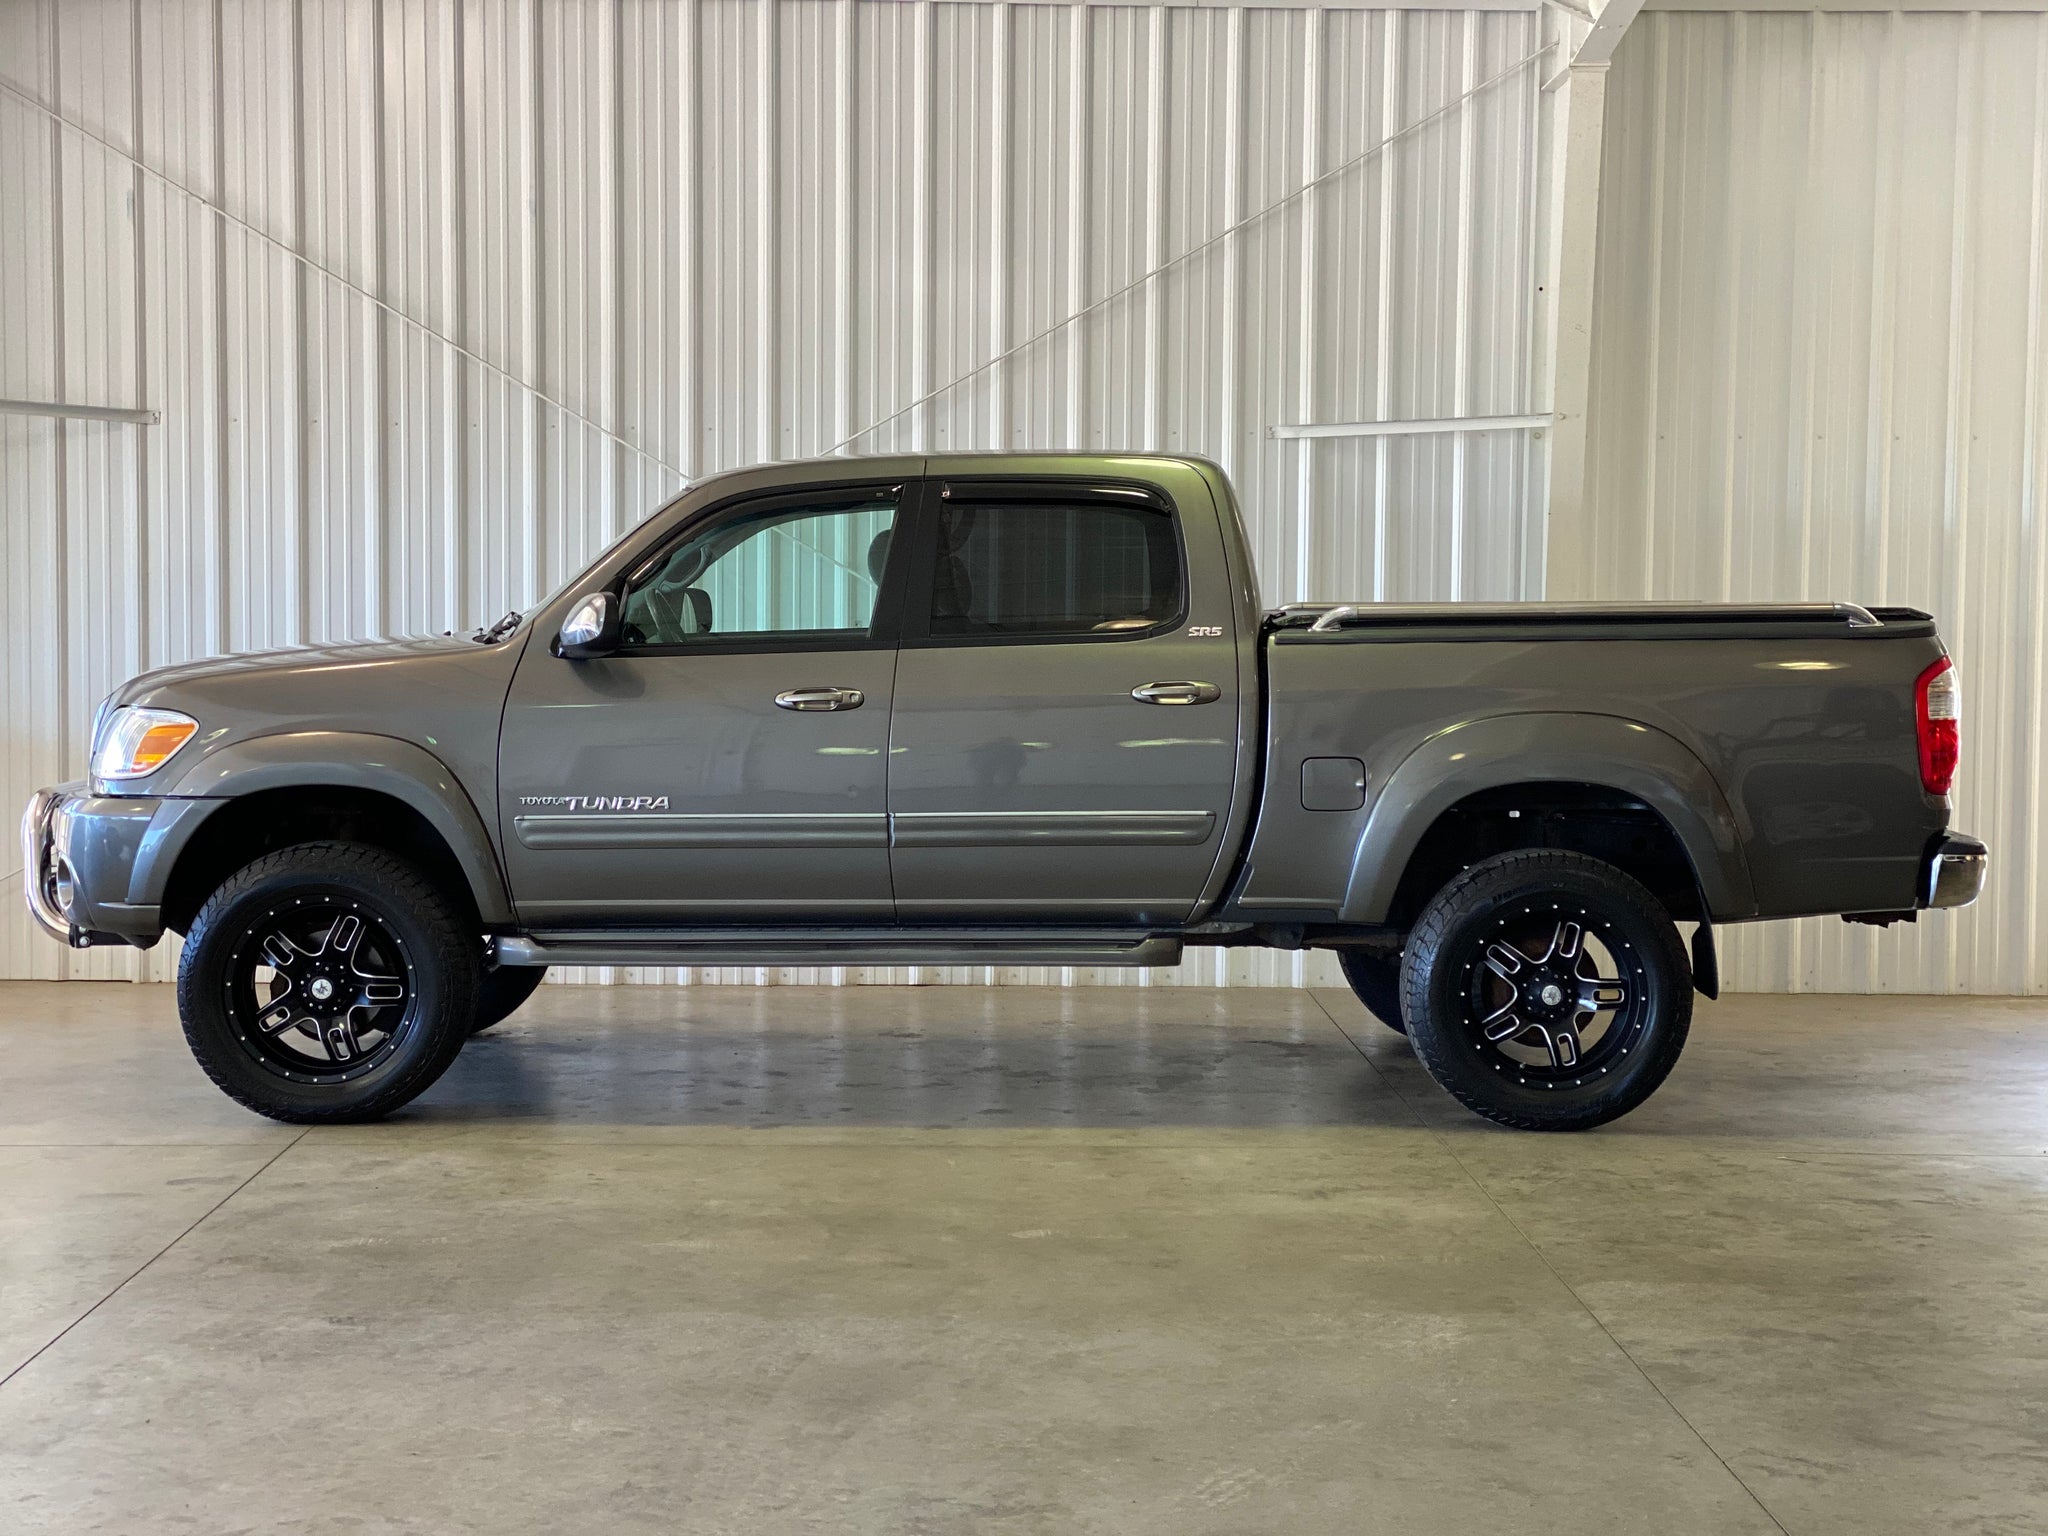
[885,474,1243,925]
[498,483,909,926]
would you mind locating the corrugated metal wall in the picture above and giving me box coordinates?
[9,2,2044,998]
[1,0,1548,986]
[1586,8,2048,994]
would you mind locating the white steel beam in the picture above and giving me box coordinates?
[1540,0,1647,597]
[0,398,159,426]
[1270,413,1554,441]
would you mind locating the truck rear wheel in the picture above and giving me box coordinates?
[470,963,547,1034]
[175,842,478,1123]
[1400,851,1691,1131]
[1337,949,1407,1034]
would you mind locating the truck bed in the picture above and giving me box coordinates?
[1228,600,1948,927]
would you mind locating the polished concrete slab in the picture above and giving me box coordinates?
[1,980,2045,1534]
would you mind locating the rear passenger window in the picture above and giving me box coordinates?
[927,502,1182,639]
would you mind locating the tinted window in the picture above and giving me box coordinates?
[928,501,1181,638]
[620,495,899,647]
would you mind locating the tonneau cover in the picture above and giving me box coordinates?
[1267,601,1934,641]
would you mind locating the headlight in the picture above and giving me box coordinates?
[93,707,200,781]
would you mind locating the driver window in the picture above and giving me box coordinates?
[620,494,900,647]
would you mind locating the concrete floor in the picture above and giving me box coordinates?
[1,984,2045,1535]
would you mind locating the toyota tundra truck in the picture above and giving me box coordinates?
[21,453,1986,1130]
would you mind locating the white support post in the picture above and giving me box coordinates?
[1542,61,1611,598]
[1540,0,1646,599]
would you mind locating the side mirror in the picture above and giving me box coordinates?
[556,592,621,658]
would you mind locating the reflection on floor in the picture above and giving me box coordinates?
[2,981,2045,1534]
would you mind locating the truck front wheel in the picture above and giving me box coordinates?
[175,842,479,1123]
[1400,851,1692,1131]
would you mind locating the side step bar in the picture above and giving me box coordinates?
[493,928,1184,969]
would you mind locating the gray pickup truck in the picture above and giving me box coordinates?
[23,453,1984,1130]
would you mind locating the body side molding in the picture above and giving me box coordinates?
[515,812,889,850]
[889,810,1216,849]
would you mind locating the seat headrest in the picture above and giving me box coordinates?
[681,587,712,634]
[866,528,894,585]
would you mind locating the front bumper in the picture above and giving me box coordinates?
[20,786,72,943]
[1921,832,1988,910]
[19,784,178,949]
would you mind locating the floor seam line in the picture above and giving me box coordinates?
[1304,991,1435,1134]
[1436,1138,1794,1535]
[1304,990,1793,1536]
[0,1127,310,1395]
[0,1141,301,1149]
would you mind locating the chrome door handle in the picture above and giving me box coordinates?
[775,687,865,712]
[1130,681,1222,706]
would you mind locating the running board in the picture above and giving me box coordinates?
[492,928,1183,969]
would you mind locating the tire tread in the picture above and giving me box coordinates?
[176,841,476,1123]
[1400,850,1691,1132]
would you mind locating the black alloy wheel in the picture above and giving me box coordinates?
[1401,850,1692,1131]
[1462,909,1638,1080]
[225,901,415,1082]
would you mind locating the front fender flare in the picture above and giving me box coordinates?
[148,731,513,923]
[1339,712,1756,924]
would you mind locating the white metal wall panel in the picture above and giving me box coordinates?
[0,0,1546,985]
[1587,9,2048,994]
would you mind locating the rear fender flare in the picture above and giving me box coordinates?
[147,731,513,923]
[1339,712,1756,924]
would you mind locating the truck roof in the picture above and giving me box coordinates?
[684,449,1226,491]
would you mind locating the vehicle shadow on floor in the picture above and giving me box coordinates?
[403,992,1424,1129]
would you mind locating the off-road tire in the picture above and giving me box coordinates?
[176,842,478,1123]
[1400,851,1692,1132]
[470,964,547,1034]
[1337,949,1407,1034]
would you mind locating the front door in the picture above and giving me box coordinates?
[885,476,1243,925]
[499,485,907,926]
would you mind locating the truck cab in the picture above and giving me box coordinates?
[496,455,1258,936]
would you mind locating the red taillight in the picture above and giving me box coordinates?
[1915,656,1960,796]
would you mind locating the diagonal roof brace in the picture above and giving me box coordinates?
[1542,0,1649,90]
[1575,0,1650,67]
